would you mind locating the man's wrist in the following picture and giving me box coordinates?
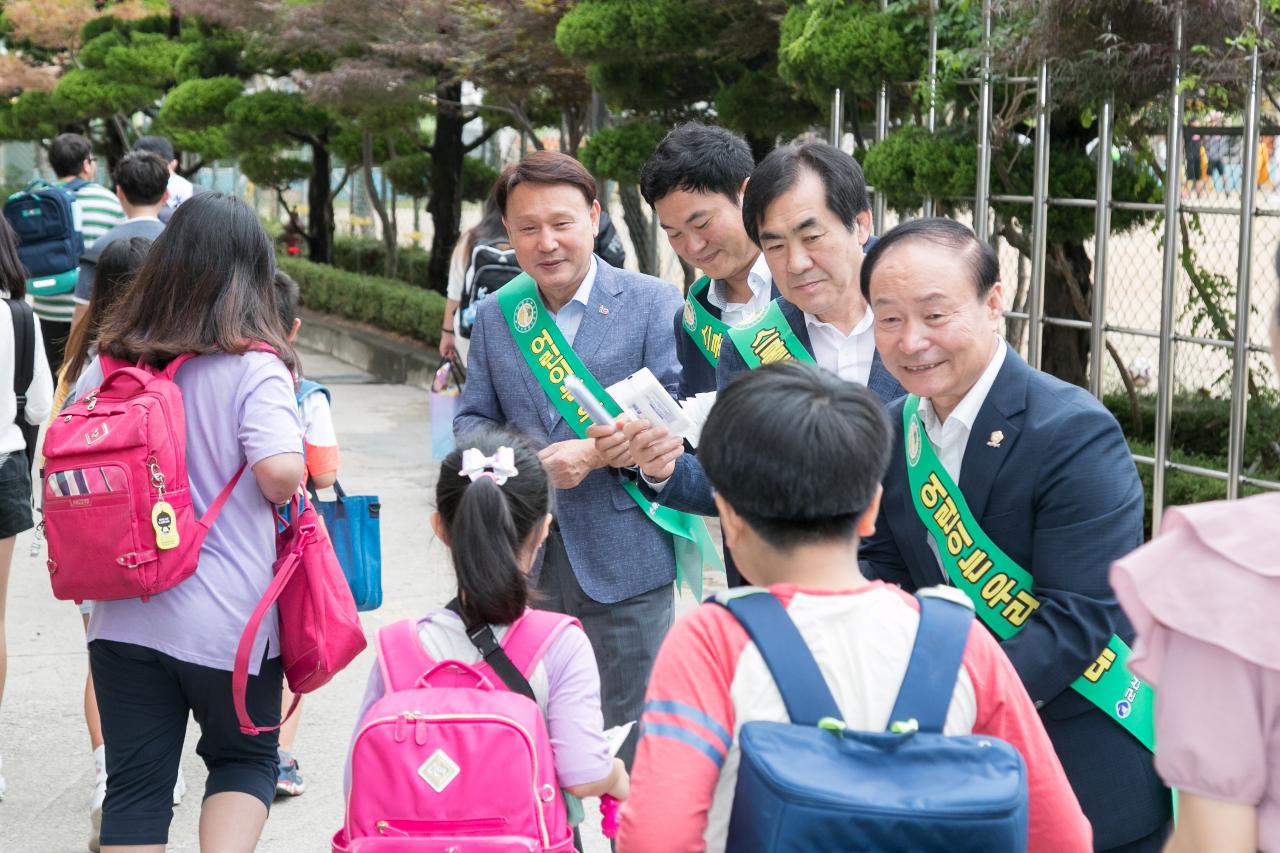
[441,327,455,334]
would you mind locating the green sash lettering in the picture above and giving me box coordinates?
[725,300,814,368]
[902,395,1154,751]
[498,273,722,598]
[681,277,729,367]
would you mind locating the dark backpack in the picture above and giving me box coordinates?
[459,237,521,338]
[3,179,87,294]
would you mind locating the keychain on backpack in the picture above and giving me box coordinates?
[151,500,180,550]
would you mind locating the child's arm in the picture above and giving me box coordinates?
[540,625,617,793]
[301,391,341,487]
[565,757,628,800]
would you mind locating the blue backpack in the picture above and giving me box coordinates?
[3,178,87,295]
[716,587,1028,852]
[297,380,383,611]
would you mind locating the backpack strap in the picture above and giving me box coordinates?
[711,588,841,727]
[62,178,89,194]
[6,299,36,464]
[376,619,439,693]
[500,608,581,680]
[887,589,976,734]
[296,378,330,406]
[444,598,537,702]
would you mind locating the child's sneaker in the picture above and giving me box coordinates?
[275,750,305,797]
[173,766,186,806]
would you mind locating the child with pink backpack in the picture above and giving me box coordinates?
[338,432,628,852]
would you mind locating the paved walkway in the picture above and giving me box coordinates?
[0,348,657,852]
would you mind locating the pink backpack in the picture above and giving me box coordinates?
[42,354,244,602]
[333,611,580,853]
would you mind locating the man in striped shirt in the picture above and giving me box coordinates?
[41,134,125,374]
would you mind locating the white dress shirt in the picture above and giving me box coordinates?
[920,339,1007,572]
[804,304,877,385]
[706,254,772,328]
[551,257,598,347]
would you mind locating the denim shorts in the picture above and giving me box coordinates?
[0,451,34,539]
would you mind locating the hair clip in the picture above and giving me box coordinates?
[458,446,519,485]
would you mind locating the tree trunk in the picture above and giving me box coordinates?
[362,130,398,279]
[619,184,655,276]
[427,80,466,297]
[306,140,333,265]
[1040,240,1092,388]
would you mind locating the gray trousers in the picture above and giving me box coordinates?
[534,525,674,768]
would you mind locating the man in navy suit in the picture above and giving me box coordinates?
[455,152,685,764]
[604,144,904,584]
[639,122,779,399]
[859,218,1170,850]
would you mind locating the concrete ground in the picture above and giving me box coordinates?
[0,347,713,852]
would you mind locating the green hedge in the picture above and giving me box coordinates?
[280,257,445,347]
[1103,392,1280,474]
[331,237,433,291]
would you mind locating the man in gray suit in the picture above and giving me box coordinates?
[455,151,685,763]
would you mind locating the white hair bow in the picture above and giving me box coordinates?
[458,446,519,485]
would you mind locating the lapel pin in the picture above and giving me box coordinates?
[987,430,1005,448]
[599,306,609,315]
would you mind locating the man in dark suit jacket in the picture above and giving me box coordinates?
[601,143,904,585]
[455,152,685,765]
[859,217,1170,850]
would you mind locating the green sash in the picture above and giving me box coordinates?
[725,300,814,368]
[497,273,722,599]
[902,395,1154,751]
[681,276,729,367]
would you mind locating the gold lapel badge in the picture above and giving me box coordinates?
[987,430,1005,448]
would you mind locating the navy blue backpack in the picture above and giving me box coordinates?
[297,380,383,611]
[716,587,1028,852]
[3,178,87,294]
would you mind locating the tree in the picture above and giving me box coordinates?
[556,0,819,159]
[579,122,667,276]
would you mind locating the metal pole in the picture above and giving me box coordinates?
[923,0,939,218]
[873,0,890,235]
[973,0,994,241]
[1153,4,1185,533]
[1227,0,1263,500]
[1026,58,1052,369]
[1089,86,1115,399]
[830,88,844,148]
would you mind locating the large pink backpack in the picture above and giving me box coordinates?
[334,611,579,853]
[42,353,244,602]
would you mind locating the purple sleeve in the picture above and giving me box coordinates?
[542,624,614,788]
[236,353,304,466]
[1153,630,1269,805]
[344,663,387,797]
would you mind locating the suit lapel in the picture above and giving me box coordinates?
[868,349,905,403]
[957,345,1029,521]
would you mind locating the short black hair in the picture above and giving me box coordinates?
[699,361,891,551]
[860,217,999,303]
[133,135,176,163]
[639,122,755,207]
[113,151,169,206]
[50,133,93,178]
[741,143,870,247]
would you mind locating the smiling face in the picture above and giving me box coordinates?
[654,186,758,283]
[503,181,600,305]
[869,239,1004,418]
[756,169,870,321]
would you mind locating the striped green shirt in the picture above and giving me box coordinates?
[32,180,125,323]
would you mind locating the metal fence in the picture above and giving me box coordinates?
[834,0,1280,535]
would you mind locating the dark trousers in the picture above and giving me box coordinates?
[534,525,673,768]
[41,317,72,377]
